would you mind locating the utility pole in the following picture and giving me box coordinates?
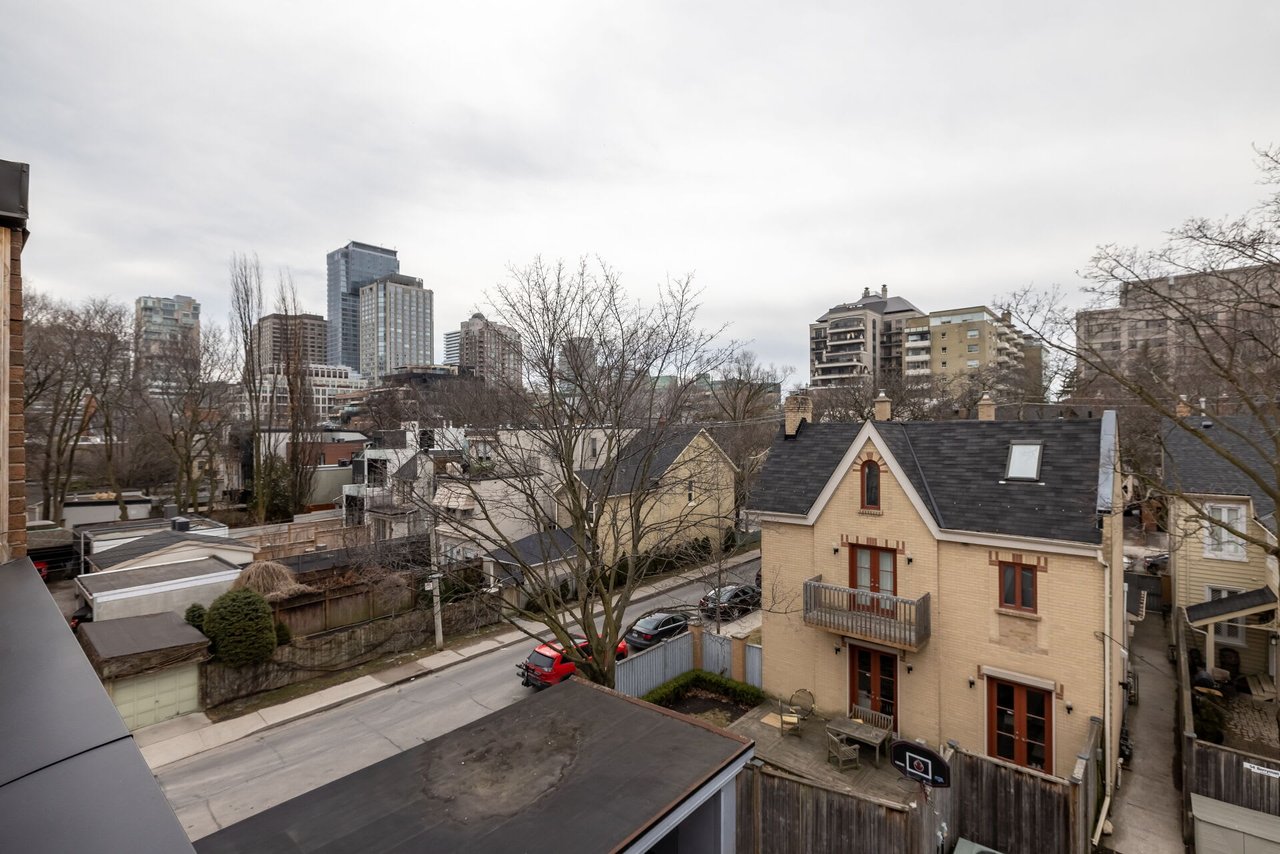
[429,571,444,650]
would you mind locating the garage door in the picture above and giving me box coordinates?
[110,665,201,730]
[1193,794,1280,854]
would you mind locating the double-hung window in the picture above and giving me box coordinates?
[1203,504,1246,560]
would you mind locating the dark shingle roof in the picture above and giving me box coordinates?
[393,455,419,482]
[89,531,252,570]
[1187,586,1277,625]
[1162,416,1278,528]
[749,419,1105,544]
[489,528,587,585]
[576,426,706,499]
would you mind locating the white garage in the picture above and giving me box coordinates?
[108,664,202,730]
[78,611,210,731]
[1193,794,1280,854]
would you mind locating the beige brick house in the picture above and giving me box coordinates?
[750,393,1124,788]
[1163,417,1279,689]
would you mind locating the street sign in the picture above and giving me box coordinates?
[890,740,951,788]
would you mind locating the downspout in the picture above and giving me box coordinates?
[1091,551,1113,848]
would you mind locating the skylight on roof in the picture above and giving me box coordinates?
[1005,441,1043,481]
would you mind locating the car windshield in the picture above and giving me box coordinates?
[528,651,556,669]
[634,616,664,632]
[708,587,737,602]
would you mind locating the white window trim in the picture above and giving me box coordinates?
[1206,585,1249,646]
[1203,503,1248,562]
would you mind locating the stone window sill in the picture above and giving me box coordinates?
[996,607,1041,622]
[858,508,883,516]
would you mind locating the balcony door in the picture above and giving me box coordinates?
[987,678,1053,774]
[849,545,896,615]
[849,644,897,725]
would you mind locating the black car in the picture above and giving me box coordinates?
[699,584,761,620]
[624,612,690,651]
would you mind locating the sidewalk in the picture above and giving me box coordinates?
[136,550,761,771]
[1103,612,1186,853]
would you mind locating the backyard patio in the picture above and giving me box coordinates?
[727,702,917,807]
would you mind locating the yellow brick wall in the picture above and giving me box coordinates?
[761,435,1120,782]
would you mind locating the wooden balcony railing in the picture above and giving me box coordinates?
[802,576,931,651]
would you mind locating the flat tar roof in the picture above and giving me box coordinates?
[195,679,752,854]
[79,611,209,660]
[78,556,240,596]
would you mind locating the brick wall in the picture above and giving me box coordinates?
[1,224,24,560]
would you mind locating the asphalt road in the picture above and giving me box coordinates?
[158,558,759,841]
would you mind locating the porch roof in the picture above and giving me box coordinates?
[1187,586,1276,626]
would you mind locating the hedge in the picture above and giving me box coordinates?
[642,669,766,709]
[203,588,278,668]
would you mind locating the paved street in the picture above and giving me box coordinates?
[157,560,758,841]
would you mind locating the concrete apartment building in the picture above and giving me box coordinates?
[135,293,200,357]
[751,393,1123,794]
[809,287,924,387]
[327,240,400,371]
[452,311,521,387]
[249,312,328,367]
[358,273,434,384]
[904,305,1041,383]
[237,363,368,422]
[442,328,459,365]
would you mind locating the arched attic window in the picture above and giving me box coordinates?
[861,460,881,510]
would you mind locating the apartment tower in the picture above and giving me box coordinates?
[327,241,399,371]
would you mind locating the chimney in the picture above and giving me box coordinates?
[873,390,892,422]
[880,284,888,298]
[784,391,813,438]
[862,286,871,298]
[1175,395,1191,418]
[977,391,996,422]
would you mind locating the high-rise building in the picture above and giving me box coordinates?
[249,312,328,368]
[454,312,521,387]
[358,273,433,383]
[135,294,200,357]
[902,306,1029,381]
[809,287,923,387]
[327,241,399,370]
[443,330,460,365]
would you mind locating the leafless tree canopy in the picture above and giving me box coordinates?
[1002,145,1280,556]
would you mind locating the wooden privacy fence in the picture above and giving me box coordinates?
[735,764,939,854]
[946,735,1100,854]
[273,581,415,638]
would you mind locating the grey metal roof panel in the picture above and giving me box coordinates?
[79,611,209,660]
[1186,586,1277,624]
[1162,416,1278,523]
[0,736,195,854]
[194,679,750,854]
[750,419,1105,544]
[0,558,130,787]
[89,530,252,570]
[78,555,239,595]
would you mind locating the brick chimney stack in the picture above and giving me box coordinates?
[977,391,996,422]
[873,390,892,422]
[1174,395,1192,418]
[784,391,813,438]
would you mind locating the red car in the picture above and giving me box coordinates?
[518,635,628,688]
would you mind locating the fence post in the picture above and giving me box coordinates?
[731,634,746,682]
[691,624,703,670]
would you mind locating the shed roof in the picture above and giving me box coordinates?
[78,556,240,596]
[576,426,713,499]
[1186,586,1277,625]
[89,530,254,570]
[194,679,751,854]
[79,611,209,660]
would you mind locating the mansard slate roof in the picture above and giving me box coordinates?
[749,418,1105,544]
[1162,416,1277,530]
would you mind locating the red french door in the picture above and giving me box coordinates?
[849,645,897,725]
[849,545,896,614]
[987,678,1053,774]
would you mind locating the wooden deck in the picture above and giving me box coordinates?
[728,702,915,807]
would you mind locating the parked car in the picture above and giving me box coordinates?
[699,584,761,621]
[69,604,93,631]
[624,612,690,651]
[517,635,628,689]
[1143,553,1169,575]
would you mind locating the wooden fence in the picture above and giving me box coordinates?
[946,739,1096,854]
[273,581,416,638]
[735,764,935,854]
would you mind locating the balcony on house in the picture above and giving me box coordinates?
[803,576,931,652]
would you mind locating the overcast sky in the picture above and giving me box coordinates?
[4,2,1278,380]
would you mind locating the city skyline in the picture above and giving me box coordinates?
[5,2,1277,379]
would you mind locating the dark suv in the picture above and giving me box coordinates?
[699,584,761,621]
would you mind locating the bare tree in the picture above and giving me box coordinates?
[275,273,320,515]
[80,298,136,520]
[229,254,273,524]
[1003,145,1280,557]
[428,257,738,687]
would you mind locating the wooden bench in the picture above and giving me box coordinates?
[831,705,896,767]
